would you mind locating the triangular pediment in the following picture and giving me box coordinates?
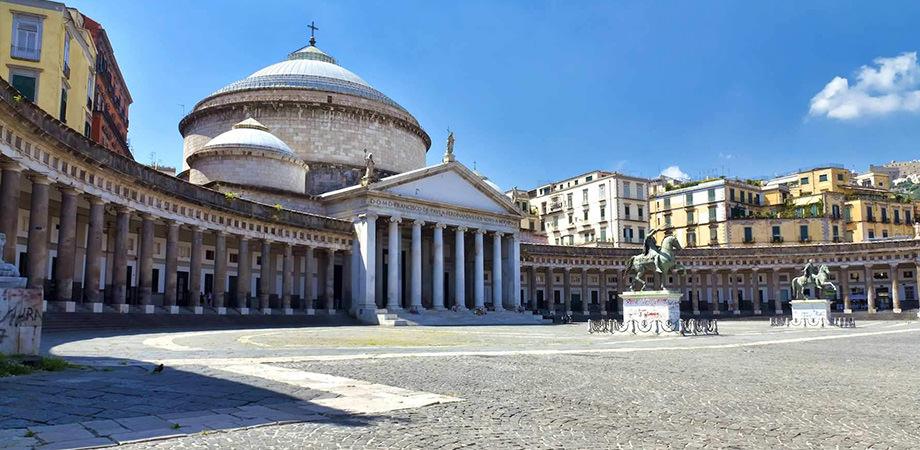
[382,167,513,214]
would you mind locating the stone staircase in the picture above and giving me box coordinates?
[373,309,552,326]
[42,310,358,332]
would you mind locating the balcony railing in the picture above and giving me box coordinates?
[743,237,755,244]
[771,236,783,243]
[799,237,811,243]
[11,45,40,61]
[866,217,876,223]
[881,218,890,224]
[832,237,842,243]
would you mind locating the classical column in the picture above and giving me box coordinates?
[580,268,588,315]
[0,163,22,263]
[354,214,377,314]
[325,249,335,311]
[865,266,876,313]
[432,223,445,310]
[305,245,315,310]
[213,231,227,311]
[563,267,572,315]
[54,187,78,303]
[84,197,105,304]
[410,220,423,311]
[751,269,761,315]
[528,266,538,312]
[545,267,555,313]
[138,214,155,311]
[189,226,203,311]
[711,272,721,315]
[690,269,700,315]
[111,206,129,309]
[236,236,250,309]
[164,221,179,310]
[491,231,503,311]
[890,263,901,313]
[387,216,402,310]
[282,243,293,313]
[840,265,851,313]
[474,229,485,309]
[512,234,522,309]
[26,175,50,291]
[599,269,607,315]
[698,269,708,315]
[343,249,352,310]
[729,269,740,315]
[375,226,384,307]
[770,268,782,314]
[454,227,467,310]
[259,239,272,312]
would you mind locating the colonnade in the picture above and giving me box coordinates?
[521,263,920,316]
[353,214,522,313]
[0,163,348,314]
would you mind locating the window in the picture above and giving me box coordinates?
[638,227,645,240]
[882,229,889,238]
[623,182,631,198]
[598,184,605,198]
[708,188,716,202]
[637,206,643,219]
[566,193,573,207]
[687,210,695,224]
[600,207,606,220]
[586,175,593,182]
[708,206,717,221]
[709,227,717,242]
[747,192,753,204]
[685,193,693,206]
[866,206,874,221]
[11,14,43,61]
[832,204,840,218]
[881,207,888,222]
[582,209,588,221]
[687,230,696,246]
[819,174,828,182]
[663,198,670,209]
[599,227,607,242]
[837,173,844,181]
[907,210,913,223]
[229,253,239,264]
[567,213,573,225]
[624,204,631,218]
[9,68,38,102]
[799,225,809,242]
[771,225,781,240]
[868,230,875,239]
[664,214,672,227]
[205,250,215,261]
[743,227,753,243]
[729,189,735,201]
[63,31,70,73]
[86,71,94,106]
[894,209,901,224]
[800,177,809,185]
[833,225,839,240]
[83,121,91,136]
[59,84,68,122]
[582,189,588,204]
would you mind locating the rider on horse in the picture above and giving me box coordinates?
[803,259,819,286]
[643,228,663,273]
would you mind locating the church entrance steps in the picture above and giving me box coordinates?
[374,309,552,326]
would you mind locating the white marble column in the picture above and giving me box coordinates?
[474,229,485,309]
[840,265,851,313]
[282,243,293,314]
[111,206,129,310]
[138,214,155,312]
[0,162,21,264]
[26,176,50,292]
[305,245,315,312]
[387,216,402,311]
[511,234,522,309]
[164,221,179,311]
[454,227,467,310]
[432,223,445,310]
[410,220,423,312]
[355,214,377,314]
[325,249,335,312]
[54,187,78,304]
[492,231,503,311]
[84,197,105,305]
[890,263,901,313]
[189,226,203,312]
[259,239,272,313]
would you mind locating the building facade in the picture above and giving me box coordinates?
[82,14,131,158]
[527,171,650,248]
[0,0,96,137]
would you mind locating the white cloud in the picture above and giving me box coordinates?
[660,165,690,181]
[718,152,734,160]
[809,52,920,120]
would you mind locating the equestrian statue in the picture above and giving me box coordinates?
[792,259,837,300]
[623,228,687,291]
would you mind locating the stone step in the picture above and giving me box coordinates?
[42,311,359,331]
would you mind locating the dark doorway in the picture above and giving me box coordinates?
[228,275,238,306]
[334,264,343,309]
[152,268,160,294]
[177,271,189,306]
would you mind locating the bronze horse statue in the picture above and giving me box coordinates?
[792,264,837,299]
[623,235,687,291]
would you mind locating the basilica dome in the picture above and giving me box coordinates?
[180,36,431,194]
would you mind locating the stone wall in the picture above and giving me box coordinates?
[180,90,430,175]
[188,151,307,194]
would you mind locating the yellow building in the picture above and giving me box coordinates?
[0,0,96,136]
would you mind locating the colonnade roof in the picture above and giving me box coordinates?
[0,78,352,235]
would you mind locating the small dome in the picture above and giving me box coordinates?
[201,119,293,154]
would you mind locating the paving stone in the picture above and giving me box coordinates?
[28,422,95,443]
[114,416,174,432]
[80,419,129,436]
[40,437,116,450]
[110,428,185,444]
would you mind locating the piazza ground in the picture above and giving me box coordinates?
[1,321,918,449]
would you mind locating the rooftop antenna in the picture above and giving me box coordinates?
[308,21,319,46]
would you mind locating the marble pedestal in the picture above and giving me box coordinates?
[193,306,204,314]
[168,306,180,314]
[143,305,155,314]
[239,307,250,315]
[621,290,683,333]
[0,279,42,355]
[790,299,831,323]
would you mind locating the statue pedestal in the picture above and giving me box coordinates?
[790,299,831,324]
[0,281,43,355]
[621,290,683,333]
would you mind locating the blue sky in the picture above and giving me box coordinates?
[74,0,920,190]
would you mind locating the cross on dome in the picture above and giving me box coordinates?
[308,21,319,46]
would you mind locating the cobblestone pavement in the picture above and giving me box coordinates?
[2,321,917,448]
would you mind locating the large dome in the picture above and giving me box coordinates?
[210,44,406,112]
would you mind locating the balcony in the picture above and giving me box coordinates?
[894,219,902,225]
[832,237,842,243]
[867,217,876,223]
[881,218,890,224]
[11,45,40,61]
[549,202,562,211]
[799,237,811,243]
[743,237,755,244]
[771,236,783,243]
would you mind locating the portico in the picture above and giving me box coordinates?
[321,161,524,324]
